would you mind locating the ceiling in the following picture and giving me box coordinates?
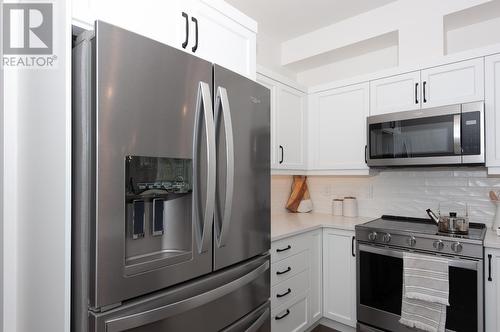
[226,0,398,41]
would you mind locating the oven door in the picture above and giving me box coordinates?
[367,104,463,166]
[356,244,483,332]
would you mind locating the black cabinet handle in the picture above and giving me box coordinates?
[276,266,291,275]
[276,288,292,298]
[423,81,427,103]
[488,254,493,282]
[181,12,189,49]
[352,236,356,257]
[276,245,291,253]
[275,309,290,320]
[365,145,367,164]
[279,145,284,164]
[191,17,198,52]
[415,82,419,104]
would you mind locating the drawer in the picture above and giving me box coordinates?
[271,234,309,263]
[271,270,308,309]
[271,296,308,332]
[271,251,308,286]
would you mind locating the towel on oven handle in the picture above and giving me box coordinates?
[402,252,450,305]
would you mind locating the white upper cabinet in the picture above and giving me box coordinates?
[486,53,500,173]
[420,58,484,109]
[370,71,421,115]
[276,85,307,170]
[257,74,307,171]
[72,0,257,78]
[190,1,257,79]
[309,83,369,173]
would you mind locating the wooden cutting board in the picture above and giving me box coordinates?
[286,175,310,212]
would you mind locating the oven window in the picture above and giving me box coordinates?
[369,114,457,159]
[447,266,477,332]
[359,251,403,315]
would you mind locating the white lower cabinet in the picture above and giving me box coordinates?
[322,229,357,327]
[270,230,322,332]
[485,248,500,332]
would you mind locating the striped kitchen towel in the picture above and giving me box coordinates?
[400,282,447,332]
[399,252,450,332]
[403,252,450,305]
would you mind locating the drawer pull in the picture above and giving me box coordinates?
[276,288,291,298]
[276,245,291,253]
[276,267,291,275]
[275,309,290,320]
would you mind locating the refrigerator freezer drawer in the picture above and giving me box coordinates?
[89,254,270,332]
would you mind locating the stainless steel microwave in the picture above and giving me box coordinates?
[366,101,484,167]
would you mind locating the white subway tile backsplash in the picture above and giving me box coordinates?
[271,167,500,227]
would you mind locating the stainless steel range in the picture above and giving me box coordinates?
[355,215,486,332]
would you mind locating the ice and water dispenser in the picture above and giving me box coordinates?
[124,156,193,275]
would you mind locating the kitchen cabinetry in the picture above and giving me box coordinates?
[308,83,369,174]
[257,73,307,171]
[370,71,421,115]
[369,58,484,115]
[270,230,322,332]
[420,58,484,109]
[322,229,356,327]
[71,0,257,78]
[485,247,500,332]
[486,53,500,174]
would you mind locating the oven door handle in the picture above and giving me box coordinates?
[358,244,480,270]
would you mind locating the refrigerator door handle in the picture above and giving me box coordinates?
[104,260,270,332]
[194,81,216,253]
[214,86,234,248]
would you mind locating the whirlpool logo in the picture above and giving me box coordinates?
[2,2,57,68]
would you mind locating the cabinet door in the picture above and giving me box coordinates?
[92,0,187,50]
[485,248,500,332]
[322,229,356,327]
[276,85,306,170]
[190,1,256,79]
[420,58,484,109]
[308,230,322,324]
[256,74,278,168]
[486,54,500,171]
[310,83,369,171]
[370,71,421,115]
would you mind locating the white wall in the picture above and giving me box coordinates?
[2,1,71,331]
[257,33,297,80]
[272,169,500,228]
[266,0,499,86]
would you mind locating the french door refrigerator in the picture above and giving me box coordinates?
[72,21,270,332]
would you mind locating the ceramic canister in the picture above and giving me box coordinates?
[343,196,358,217]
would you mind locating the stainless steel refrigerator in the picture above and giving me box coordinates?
[72,21,270,332]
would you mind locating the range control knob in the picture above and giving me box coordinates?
[368,232,377,241]
[433,240,444,251]
[382,233,391,243]
[451,242,463,253]
[407,236,417,247]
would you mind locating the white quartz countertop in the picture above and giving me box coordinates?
[484,229,500,249]
[271,212,376,241]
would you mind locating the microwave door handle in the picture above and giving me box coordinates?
[214,86,234,248]
[453,114,462,155]
[194,82,216,253]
